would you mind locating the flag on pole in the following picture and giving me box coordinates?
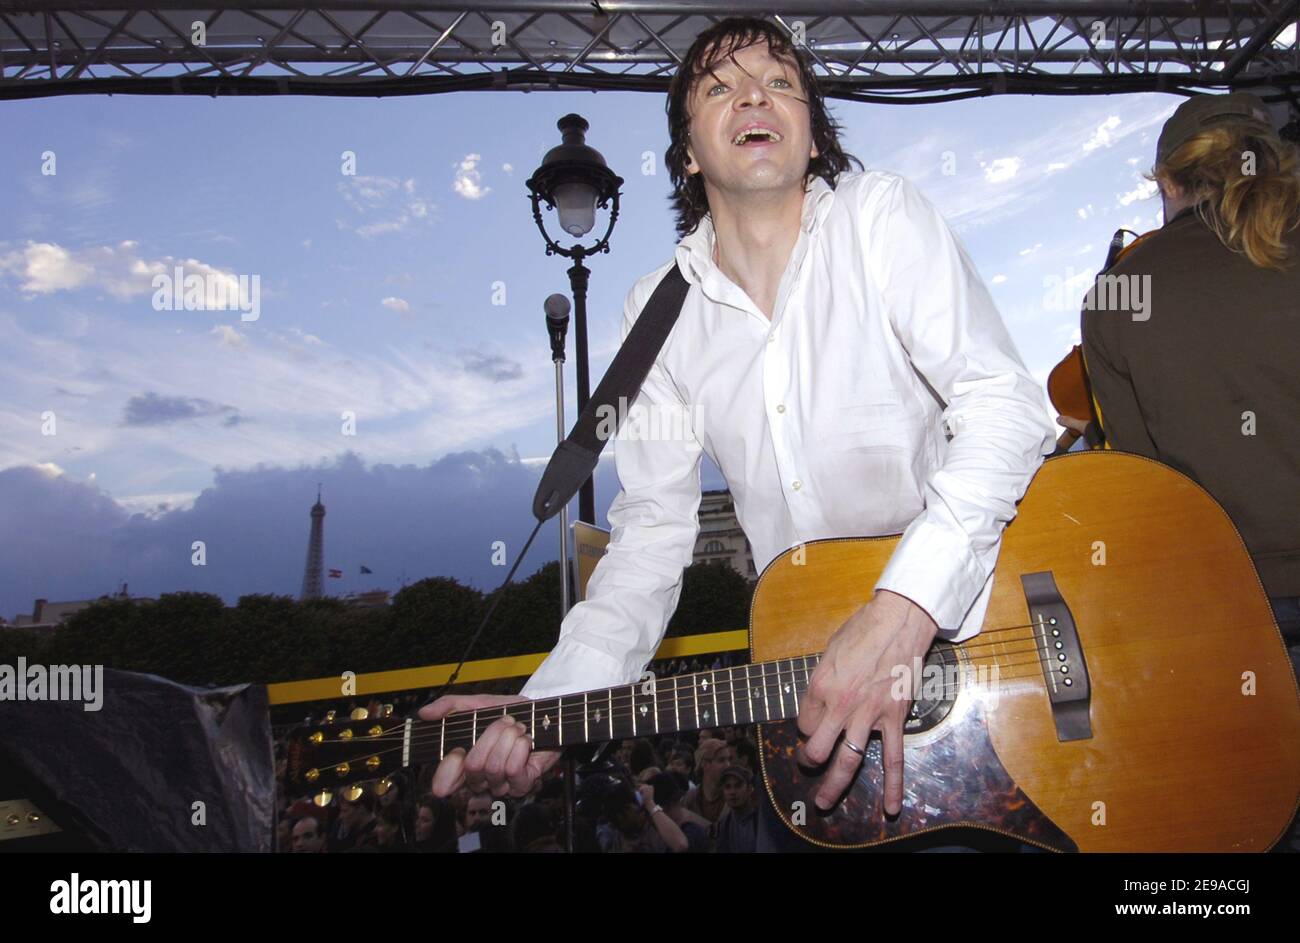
[360,565,373,575]
[328,568,343,578]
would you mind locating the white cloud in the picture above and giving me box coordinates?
[1083,115,1122,151]
[502,163,514,174]
[211,325,247,348]
[0,240,252,304]
[337,176,436,239]
[906,99,1176,235]
[990,274,1007,284]
[381,296,411,315]
[287,327,323,346]
[453,154,491,200]
[982,157,1022,183]
[1118,178,1158,206]
[1018,243,1043,257]
[0,242,94,293]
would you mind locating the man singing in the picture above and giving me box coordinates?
[423,17,1054,847]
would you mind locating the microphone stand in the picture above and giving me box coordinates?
[545,294,577,853]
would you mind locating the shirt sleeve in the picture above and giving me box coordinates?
[864,175,1056,635]
[520,272,704,700]
[1080,298,1158,456]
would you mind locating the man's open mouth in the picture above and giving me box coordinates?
[732,128,783,146]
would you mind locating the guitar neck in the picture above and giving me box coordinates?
[411,654,820,764]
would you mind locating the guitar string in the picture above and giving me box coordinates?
[296,666,1041,783]
[321,660,1035,756]
[303,622,1067,754]
[305,621,1054,738]
[323,639,1056,746]
[297,660,1077,781]
[410,635,1058,740]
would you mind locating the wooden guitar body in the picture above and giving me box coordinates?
[752,451,1300,851]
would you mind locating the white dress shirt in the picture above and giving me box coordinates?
[520,169,1055,700]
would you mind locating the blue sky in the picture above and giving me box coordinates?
[0,85,1181,620]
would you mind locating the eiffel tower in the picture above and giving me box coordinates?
[300,485,326,600]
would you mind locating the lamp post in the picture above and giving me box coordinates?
[526,113,623,525]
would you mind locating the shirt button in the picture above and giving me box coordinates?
[776,404,785,414]
[792,479,802,491]
[767,333,776,344]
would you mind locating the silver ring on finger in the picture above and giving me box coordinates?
[842,737,866,757]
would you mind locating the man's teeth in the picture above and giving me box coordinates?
[733,129,783,144]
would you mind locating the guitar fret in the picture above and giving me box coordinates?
[782,659,793,718]
[693,672,701,730]
[759,662,771,721]
[710,670,720,728]
[558,696,565,746]
[472,709,480,745]
[672,673,680,732]
[583,691,589,743]
[727,665,737,726]
[439,717,447,760]
[607,688,614,740]
[630,684,638,737]
[773,660,786,718]
[736,664,748,724]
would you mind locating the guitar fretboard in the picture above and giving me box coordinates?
[408,654,821,765]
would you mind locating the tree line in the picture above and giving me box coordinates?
[0,561,754,688]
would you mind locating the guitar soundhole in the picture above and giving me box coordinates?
[903,642,960,735]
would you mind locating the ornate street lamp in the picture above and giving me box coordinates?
[526,113,624,525]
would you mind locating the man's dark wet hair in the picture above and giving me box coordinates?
[665,15,864,238]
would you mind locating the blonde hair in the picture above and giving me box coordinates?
[1149,120,1300,271]
[693,737,730,781]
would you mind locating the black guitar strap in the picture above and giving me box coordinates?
[532,262,691,522]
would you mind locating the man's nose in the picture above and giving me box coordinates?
[734,76,771,107]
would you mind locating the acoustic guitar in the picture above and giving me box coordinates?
[286,451,1300,852]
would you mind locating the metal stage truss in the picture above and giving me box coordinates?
[0,2,1297,111]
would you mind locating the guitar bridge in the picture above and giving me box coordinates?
[1020,571,1092,741]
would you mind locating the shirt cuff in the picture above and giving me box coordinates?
[873,516,988,633]
[518,636,629,701]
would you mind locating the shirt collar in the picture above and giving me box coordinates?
[1166,200,1208,226]
[676,174,837,286]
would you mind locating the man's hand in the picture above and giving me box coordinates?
[797,589,939,815]
[418,693,561,799]
[1056,414,1090,435]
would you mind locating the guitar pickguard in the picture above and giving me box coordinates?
[758,684,1078,852]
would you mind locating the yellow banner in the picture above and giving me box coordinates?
[266,629,749,705]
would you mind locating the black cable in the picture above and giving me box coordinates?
[423,516,546,707]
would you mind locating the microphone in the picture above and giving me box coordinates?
[545,293,570,364]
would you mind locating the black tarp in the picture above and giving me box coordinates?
[0,666,273,852]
